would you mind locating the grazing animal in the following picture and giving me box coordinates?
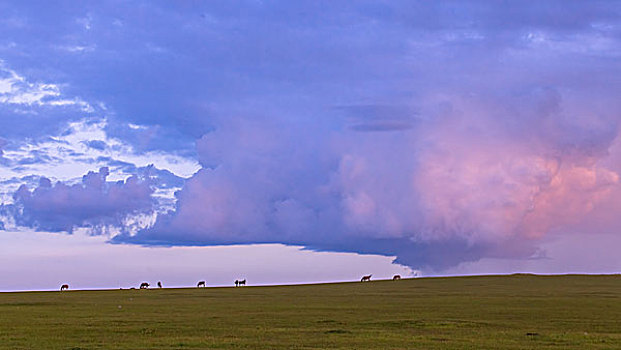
[197,281,206,288]
[238,279,246,286]
[157,281,162,288]
[140,282,149,289]
[393,275,401,281]
[361,274,372,282]
[60,284,69,291]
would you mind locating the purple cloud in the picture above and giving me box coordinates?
[119,84,621,271]
[11,167,154,233]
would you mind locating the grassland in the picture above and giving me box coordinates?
[0,274,619,349]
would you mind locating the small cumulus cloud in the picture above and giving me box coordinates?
[8,167,154,234]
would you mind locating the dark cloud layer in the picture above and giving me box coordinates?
[2,1,619,151]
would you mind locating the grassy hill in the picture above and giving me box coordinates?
[0,274,619,349]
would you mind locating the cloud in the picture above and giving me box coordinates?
[120,85,621,271]
[9,167,154,234]
[83,140,107,150]
[337,105,417,132]
[0,63,90,110]
[0,62,97,141]
[0,117,199,204]
[0,137,6,160]
[2,1,617,154]
[2,2,621,272]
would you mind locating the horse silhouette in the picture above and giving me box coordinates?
[157,281,162,288]
[197,281,206,288]
[140,282,149,289]
[393,275,401,280]
[60,284,69,291]
[361,274,372,282]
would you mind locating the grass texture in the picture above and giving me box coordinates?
[0,274,619,349]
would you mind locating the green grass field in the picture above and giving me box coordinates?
[0,274,619,349]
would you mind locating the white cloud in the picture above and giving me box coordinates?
[0,62,92,111]
[0,63,198,233]
[0,118,199,204]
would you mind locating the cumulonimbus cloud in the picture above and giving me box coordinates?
[116,87,621,271]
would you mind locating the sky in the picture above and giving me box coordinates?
[1,1,620,291]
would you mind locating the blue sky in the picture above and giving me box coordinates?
[1,1,620,289]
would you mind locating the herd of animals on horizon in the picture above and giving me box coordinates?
[58,274,403,291]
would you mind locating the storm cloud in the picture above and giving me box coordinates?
[123,87,621,270]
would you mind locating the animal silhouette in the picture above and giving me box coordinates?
[237,279,246,286]
[140,282,149,289]
[157,281,162,288]
[393,275,401,280]
[361,274,372,282]
[197,281,206,288]
[60,284,69,291]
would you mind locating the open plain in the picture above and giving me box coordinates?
[0,274,619,349]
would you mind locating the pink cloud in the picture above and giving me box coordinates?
[118,90,621,271]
